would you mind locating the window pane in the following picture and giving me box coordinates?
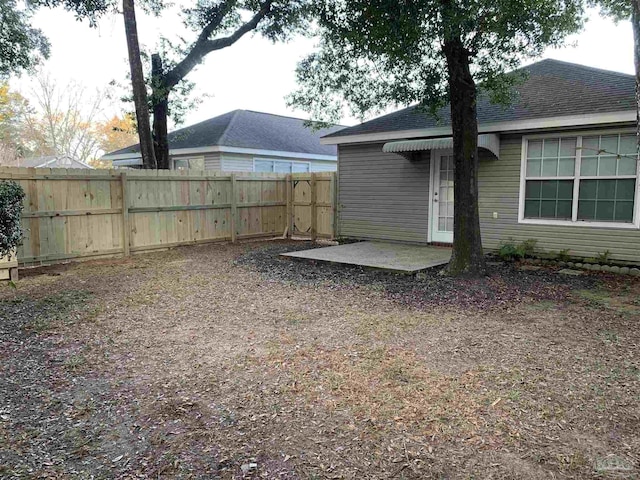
[528,140,543,158]
[578,200,596,220]
[596,201,615,221]
[619,157,637,176]
[581,156,598,176]
[543,139,559,158]
[556,200,572,219]
[579,180,597,200]
[541,180,558,198]
[525,200,540,218]
[557,180,574,199]
[526,181,541,199]
[542,158,558,176]
[600,136,618,155]
[189,158,204,170]
[598,179,616,199]
[292,163,309,173]
[446,218,454,232]
[617,179,636,200]
[619,135,636,155]
[559,137,577,157]
[599,156,617,176]
[582,137,599,156]
[540,200,557,217]
[615,201,635,222]
[527,158,542,177]
[558,158,575,176]
[254,160,273,172]
[174,159,188,170]
[274,161,291,173]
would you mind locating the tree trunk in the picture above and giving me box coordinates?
[122,0,156,169]
[441,37,486,276]
[151,54,170,169]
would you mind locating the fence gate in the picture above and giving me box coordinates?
[290,172,336,240]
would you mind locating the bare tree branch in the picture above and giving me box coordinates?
[164,0,274,89]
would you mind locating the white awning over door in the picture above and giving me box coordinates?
[382,134,500,159]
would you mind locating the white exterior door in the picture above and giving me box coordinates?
[431,151,454,243]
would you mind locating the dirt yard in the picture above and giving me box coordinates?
[1,240,639,479]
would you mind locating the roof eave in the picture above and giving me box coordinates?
[321,110,636,145]
[105,145,338,164]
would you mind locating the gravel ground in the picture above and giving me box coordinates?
[0,240,638,479]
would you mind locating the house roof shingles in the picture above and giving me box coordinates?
[109,110,345,157]
[324,59,636,139]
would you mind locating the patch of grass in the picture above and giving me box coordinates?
[525,300,558,311]
[0,291,93,335]
[508,390,521,402]
[598,330,620,345]
[273,346,489,439]
[354,311,440,339]
[64,354,87,372]
[575,289,640,315]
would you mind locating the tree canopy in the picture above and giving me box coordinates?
[0,0,50,77]
[289,0,586,123]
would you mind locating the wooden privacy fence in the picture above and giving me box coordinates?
[0,167,336,267]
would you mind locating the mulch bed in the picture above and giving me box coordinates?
[235,241,602,310]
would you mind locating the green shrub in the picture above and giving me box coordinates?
[0,180,25,260]
[556,249,571,262]
[497,238,538,261]
[519,239,538,257]
[585,250,612,265]
[596,250,611,264]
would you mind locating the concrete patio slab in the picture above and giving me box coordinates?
[281,241,452,273]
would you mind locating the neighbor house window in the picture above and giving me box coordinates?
[173,157,204,170]
[522,133,638,226]
[254,159,310,173]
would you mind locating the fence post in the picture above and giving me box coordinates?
[285,174,293,238]
[310,173,317,242]
[121,172,130,256]
[230,173,237,243]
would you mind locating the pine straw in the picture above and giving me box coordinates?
[1,240,639,479]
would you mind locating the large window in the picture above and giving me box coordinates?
[521,133,638,226]
[254,159,310,173]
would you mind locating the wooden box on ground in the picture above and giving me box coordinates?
[0,251,18,281]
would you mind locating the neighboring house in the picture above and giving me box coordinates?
[322,59,639,264]
[102,110,345,173]
[17,155,93,169]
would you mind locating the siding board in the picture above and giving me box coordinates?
[338,143,430,243]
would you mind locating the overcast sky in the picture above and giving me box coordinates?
[13,7,635,128]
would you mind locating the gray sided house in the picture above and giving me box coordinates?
[322,59,640,264]
[103,110,344,173]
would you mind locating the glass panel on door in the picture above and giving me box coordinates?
[438,155,454,233]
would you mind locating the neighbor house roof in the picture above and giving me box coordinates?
[104,110,346,160]
[322,59,635,144]
[18,155,93,169]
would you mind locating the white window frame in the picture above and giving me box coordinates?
[518,128,640,230]
[252,158,311,173]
